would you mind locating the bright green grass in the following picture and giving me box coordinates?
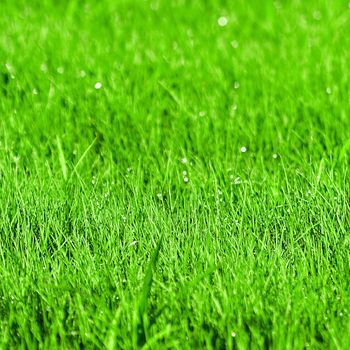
[1,0,350,348]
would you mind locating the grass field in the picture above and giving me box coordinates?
[1,0,350,348]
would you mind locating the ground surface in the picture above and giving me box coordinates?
[1,0,350,348]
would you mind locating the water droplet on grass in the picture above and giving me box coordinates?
[40,64,47,72]
[181,157,188,164]
[234,177,241,185]
[218,16,228,27]
[240,146,247,153]
[94,82,102,89]
[183,176,189,183]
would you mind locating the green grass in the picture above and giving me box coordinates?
[1,0,350,348]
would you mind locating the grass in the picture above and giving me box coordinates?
[1,0,350,348]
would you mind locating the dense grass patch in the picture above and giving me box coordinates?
[1,0,350,348]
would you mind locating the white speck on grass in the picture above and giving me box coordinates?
[57,66,64,74]
[183,170,187,176]
[32,88,38,95]
[240,146,247,153]
[234,177,241,185]
[218,16,228,27]
[79,70,86,78]
[231,40,239,48]
[340,312,344,317]
[234,82,240,89]
[183,176,189,183]
[40,64,47,72]
[94,82,102,89]
[199,111,206,117]
[231,331,236,337]
[129,241,138,247]
[157,193,162,199]
[273,153,278,159]
[326,87,332,94]
[181,157,188,164]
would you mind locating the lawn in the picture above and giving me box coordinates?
[1,0,350,348]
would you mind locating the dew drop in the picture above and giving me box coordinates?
[218,16,228,27]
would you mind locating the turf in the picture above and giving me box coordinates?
[1,0,350,348]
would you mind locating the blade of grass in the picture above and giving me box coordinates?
[134,236,163,348]
[56,136,68,181]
